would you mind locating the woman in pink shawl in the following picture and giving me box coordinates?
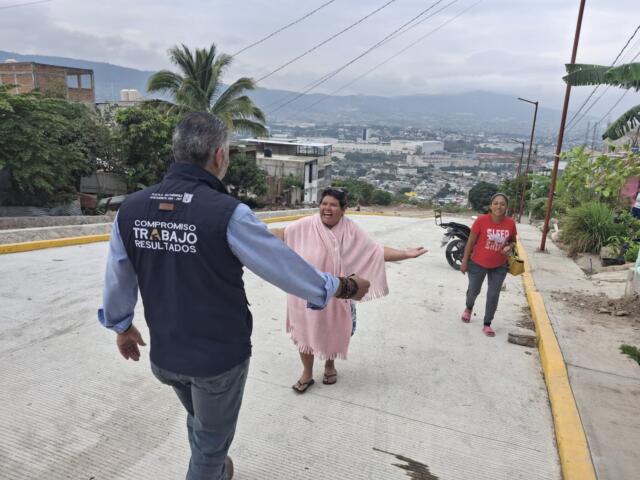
[273,188,426,393]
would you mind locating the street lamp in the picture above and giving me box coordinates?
[511,138,526,177]
[510,139,526,217]
[517,97,539,221]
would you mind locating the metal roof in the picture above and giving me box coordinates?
[241,138,332,148]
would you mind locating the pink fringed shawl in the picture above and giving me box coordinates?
[285,214,388,359]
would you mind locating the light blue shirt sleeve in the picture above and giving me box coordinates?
[227,204,339,309]
[97,214,139,333]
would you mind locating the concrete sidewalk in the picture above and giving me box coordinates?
[519,223,640,480]
[0,215,560,479]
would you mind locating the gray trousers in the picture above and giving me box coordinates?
[151,358,250,480]
[465,260,508,326]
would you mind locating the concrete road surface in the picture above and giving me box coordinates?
[0,215,560,479]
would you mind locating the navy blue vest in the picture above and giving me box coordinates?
[118,163,252,377]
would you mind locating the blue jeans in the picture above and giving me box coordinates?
[465,260,508,326]
[151,358,250,480]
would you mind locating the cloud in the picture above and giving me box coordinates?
[0,0,637,119]
[0,2,168,69]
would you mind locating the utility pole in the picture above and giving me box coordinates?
[540,0,587,251]
[584,120,591,146]
[517,97,539,221]
[510,139,526,216]
[591,121,599,151]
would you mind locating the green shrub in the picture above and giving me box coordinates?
[606,211,640,261]
[440,204,470,214]
[624,242,640,263]
[468,181,498,212]
[561,202,622,254]
[370,189,393,205]
[620,344,640,365]
[528,197,548,220]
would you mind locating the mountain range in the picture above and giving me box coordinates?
[1,50,563,136]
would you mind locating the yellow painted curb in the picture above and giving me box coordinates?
[0,217,309,254]
[351,210,435,219]
[0,234,110,254]
[0,211,430,255]
[261,214,310,224]
[517,240,597,480]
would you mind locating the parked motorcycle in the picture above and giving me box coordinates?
[435,210,471,270]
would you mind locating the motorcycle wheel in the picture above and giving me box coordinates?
[445,238,466,270]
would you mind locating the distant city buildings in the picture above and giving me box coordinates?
[96,88,144,121]
[421,140,444,155]
[119,89,141,102]
[333,139,423,155]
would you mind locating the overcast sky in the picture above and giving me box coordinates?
[1,0,638,125]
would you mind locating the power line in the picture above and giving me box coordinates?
[256,0,399,83]
[564,39,639,133]
[596,52,640,126]
[299,0,482,112]
[611,24,640,65]
[264,0,451,112]
[231,0,339,57]
[566,47,640,135]
[267,0,459,114]
[0,0,51,9]
[565,26,639,131]
[565,23,640,132]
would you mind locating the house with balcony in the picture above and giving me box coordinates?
[241,138,332,204]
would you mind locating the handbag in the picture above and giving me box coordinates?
[507,246,525,276]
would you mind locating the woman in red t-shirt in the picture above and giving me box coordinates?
[460,193,517,337]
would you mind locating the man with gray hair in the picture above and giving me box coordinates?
[98,112,369,480]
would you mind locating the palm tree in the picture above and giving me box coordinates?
[563,63,640,141]
[147,44,267,136]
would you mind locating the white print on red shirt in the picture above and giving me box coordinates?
[485,228,510,252]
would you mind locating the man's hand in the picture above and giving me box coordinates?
[349,275,370,301]
[116,325,146,361]
[405,247,427,259]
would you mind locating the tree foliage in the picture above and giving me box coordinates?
[331,178,393,206]
[557,147,640,211]
[370,189,393,205]
[147,43,267,136]
[332,179,375,205]
[114,105,179,190]
[499,175,528,209]
[563,62,640,140]
[282,173,303,190]
[563,63,640,90]
[0,87,102,206]
[225,153,267,198]
[603,104,640,141]
[468,181,498,212]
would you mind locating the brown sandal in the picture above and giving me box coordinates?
[292,378,315,394]
[323,372,337,385]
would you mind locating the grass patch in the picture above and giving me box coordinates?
[560,202,622,255]
[620,344,640,365]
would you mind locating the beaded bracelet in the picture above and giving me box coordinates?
[335,276,358,299]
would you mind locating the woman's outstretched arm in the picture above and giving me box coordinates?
[383,246,427,262]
